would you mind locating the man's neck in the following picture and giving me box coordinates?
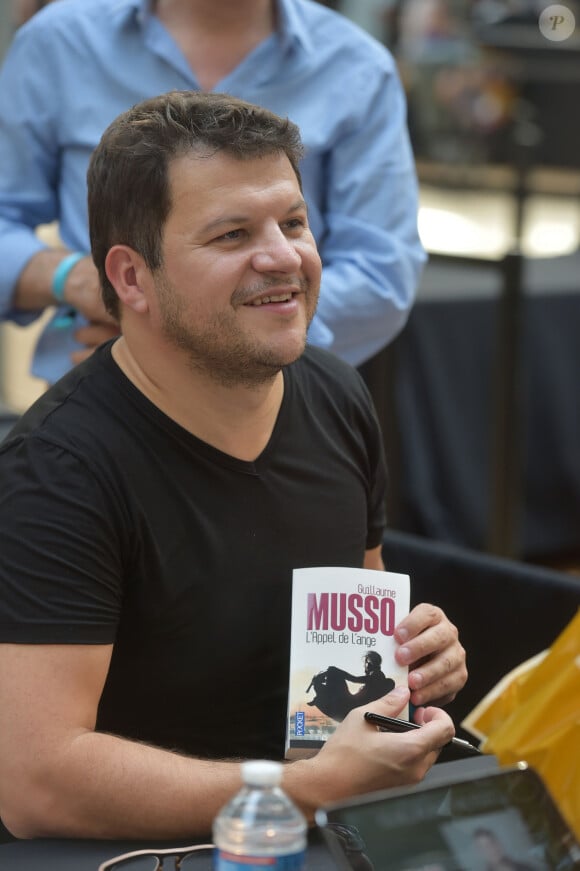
[153,0,277,89]
[154,0,275,32]
[112,337,285,463]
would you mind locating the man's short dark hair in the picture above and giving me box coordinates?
[87,90,304,319]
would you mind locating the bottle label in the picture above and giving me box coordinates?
[214,848,306,871]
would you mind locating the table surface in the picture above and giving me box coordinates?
[0,832,333,871]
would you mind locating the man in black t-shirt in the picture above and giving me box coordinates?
[0,91,467,841]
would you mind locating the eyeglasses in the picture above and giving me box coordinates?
[97,842,214,871]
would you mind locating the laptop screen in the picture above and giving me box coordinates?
[316,764,580,871]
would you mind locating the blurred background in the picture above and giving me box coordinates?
[1,0,579,568]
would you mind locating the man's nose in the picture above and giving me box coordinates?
[251,227,302,273]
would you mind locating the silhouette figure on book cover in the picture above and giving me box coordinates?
[306,651,395,721]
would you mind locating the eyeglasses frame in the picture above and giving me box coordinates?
[97,841,214,871]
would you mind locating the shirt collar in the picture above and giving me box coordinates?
[118,0,152,27]
[136,0,153,26]
[101,0,147,29]
[275,0,314,55]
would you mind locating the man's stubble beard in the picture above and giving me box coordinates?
[155,273,317,388]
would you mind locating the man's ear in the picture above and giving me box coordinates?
[105,246,150,314]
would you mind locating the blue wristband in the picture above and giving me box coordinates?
[52,252,84,303]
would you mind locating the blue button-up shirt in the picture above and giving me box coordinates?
[0,0,425,382]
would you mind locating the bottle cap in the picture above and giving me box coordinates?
[241,760,283,787]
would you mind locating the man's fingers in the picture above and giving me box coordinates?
[359,685,410,720]
[395,610,457,667]
[393,603,467,707]
[408,665,467,707]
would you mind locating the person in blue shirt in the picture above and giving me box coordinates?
[0,0,426,385]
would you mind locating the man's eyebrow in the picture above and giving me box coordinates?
[286,197,308,214]
[201,198,308,235]
[201,214,249,234]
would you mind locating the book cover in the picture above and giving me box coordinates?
[285,566,411,759]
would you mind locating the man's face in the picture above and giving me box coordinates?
[150,149,321,386]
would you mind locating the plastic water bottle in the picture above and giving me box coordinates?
[213,760,307,871]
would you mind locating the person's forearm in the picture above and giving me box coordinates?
[311,252,422,367]
[12,249,113,329]
[3,688,455,839]
[12,248,72,310]
[5,729,243,840]
[7,729,357,840]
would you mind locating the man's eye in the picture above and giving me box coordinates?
[217,229,242,241]
[284,218,305,231]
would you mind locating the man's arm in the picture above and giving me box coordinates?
[13,251,119,362]
[308,62,426,367]
[0,20,118,360]
[13,248,110,319]
[0,642,242,839]
[364,545,385,571]
[0,644,455,839]
[0,22,65,322]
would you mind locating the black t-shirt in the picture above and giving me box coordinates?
[0,342,386,759]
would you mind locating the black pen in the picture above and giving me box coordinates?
[364,712,483,758]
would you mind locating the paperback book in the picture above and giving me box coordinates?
[285,565,410,759]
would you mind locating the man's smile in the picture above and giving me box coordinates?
[247,292,293,306]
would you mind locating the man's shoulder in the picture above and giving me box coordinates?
[16,0,136,38]
[292,0,395,67]
[2,345,118,452]
[35,0,135,19]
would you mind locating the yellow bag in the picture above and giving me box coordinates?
[462,608,580,839]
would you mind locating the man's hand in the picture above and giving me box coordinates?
[364,547,467,706]
[12,249,121,365]
[290,687,455,818]
[60,256,115,325]
[63,257,120,363]
[394,604,468,707]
